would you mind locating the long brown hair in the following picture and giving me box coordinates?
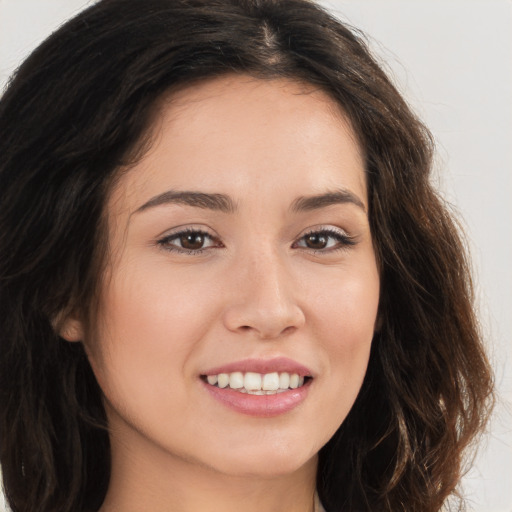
[0,0,493,510]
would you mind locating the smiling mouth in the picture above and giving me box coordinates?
[201,371,312,395]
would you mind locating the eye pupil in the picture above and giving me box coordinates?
[305,233,327,249]
[180,233,204,250]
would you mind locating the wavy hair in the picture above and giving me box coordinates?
[0,0,493,510]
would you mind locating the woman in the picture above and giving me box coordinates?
[0,0,493,511]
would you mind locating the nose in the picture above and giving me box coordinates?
[222,248,306,340]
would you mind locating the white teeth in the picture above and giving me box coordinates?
[279,372,290,389]
[217,373,229,388]
[205,371,309,393]
[289,373,300,389]
[244,372,262,390]
[229,371,244,389]
[262,372,279,391]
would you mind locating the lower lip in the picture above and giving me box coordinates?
[202,380,312,417]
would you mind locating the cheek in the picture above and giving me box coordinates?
[84,264,222,407]
[307,263,379,403]
[309,259,379,341]
[99,259,221,345]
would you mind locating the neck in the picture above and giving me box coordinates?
[99,431,318,512]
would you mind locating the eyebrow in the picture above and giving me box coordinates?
[290,189,366,213]
[135,190,236,214]
[134,188,366,215]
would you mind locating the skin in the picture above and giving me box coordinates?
[62,75,380,512]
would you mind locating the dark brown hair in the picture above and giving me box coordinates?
[0,0,493,510]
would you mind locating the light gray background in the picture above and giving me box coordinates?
[1,1,511,510]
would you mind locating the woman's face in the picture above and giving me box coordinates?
[77,75,380,478]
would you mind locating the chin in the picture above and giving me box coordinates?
[204,439,319,479]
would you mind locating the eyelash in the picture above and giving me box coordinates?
[293,228,357,253]
[157,227,356,255]
[157,228,222,255]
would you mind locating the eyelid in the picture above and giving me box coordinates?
[293,225,357,252]
[156,225,222,254]
[299,225,351,238]
[156,223,217,239]
[154,224,357,255]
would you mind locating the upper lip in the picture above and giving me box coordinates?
[201,357,313,377]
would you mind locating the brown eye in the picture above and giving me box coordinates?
[179,233,205,250]
[295,228,356,252]
[158,229,219,253]
[304,233,328,249]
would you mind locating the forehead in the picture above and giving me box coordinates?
[109,74,367,214]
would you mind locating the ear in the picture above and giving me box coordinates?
[54,313,85,342]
